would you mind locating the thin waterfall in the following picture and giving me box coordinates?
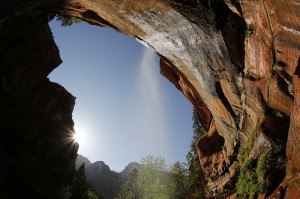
[132,48,169,158]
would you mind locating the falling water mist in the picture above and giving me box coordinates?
[133,47,170,159]
[132,47,171,195]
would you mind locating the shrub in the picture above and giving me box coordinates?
[245,24,255,37]
[236,147,284,198]
[56,15,82,27]
[238,119,259,164]
[236,160,261,199]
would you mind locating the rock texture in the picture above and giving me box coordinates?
[0,0,299,198]
[85,161,121,199]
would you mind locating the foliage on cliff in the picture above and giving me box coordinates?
[56,15,82,27]
[48,15,82,26]
[185,110,206,198]
[236,145,286,198]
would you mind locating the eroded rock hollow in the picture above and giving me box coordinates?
[1,0,299,198]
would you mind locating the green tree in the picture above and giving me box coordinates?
[117,169,141,199]
[185,152,204,198]
[184,109,206,198]
[48,14,82,26]
[64,164,102,199]
[87,189,102,199]
[138,156,169,199]
[169,161,189,199]
[56,15,82,26]
[192,110,204,137]
[191,110,205,154]
[71,164,89,199]
[117,156,170,199]
[117,111,206,199]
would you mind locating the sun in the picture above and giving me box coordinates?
[73,124,87,144]
[73,131,80,142]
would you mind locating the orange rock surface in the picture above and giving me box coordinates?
[1,0,299,198]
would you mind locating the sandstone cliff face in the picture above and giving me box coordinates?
[0,12,78,198]
[0,0,299,198]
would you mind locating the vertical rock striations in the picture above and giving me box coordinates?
[0,0,299,198]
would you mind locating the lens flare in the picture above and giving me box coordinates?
[73,124,87,146]
[73,131,79,142]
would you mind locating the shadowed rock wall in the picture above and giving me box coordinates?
[0,0,299,198]
[0,12,78,199]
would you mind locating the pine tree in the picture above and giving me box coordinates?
[63,164,102,199]
[71,164,89,199]
[185,109,206,198]
[169,161,189,199]
[191,110,205,154]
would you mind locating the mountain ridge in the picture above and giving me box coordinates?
[75,155,141,199]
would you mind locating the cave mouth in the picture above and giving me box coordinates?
[48,18,195,172]
[1,4,208,196]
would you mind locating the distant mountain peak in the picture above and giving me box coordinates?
[93,161,106,165]
[122,162,140,171]
[75,154,91,170]
[89,161,111,172]
[120,162,141,178]
[75,155,142,199]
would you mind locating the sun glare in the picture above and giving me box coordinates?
[73,132,79,142]
[73,124,86,145]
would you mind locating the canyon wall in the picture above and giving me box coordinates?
[0,0,299,198]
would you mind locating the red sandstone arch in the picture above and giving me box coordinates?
[1,0,300,198]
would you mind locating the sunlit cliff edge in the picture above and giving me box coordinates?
[0,0,299,198]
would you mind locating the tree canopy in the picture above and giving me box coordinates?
[48,14,82,27]
[56,15,82,27]
[117,156,169,199]
[117,110,206,199]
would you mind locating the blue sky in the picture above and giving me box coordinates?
[48,19,194,172]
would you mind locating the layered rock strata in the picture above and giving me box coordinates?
[0,0,299,198]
